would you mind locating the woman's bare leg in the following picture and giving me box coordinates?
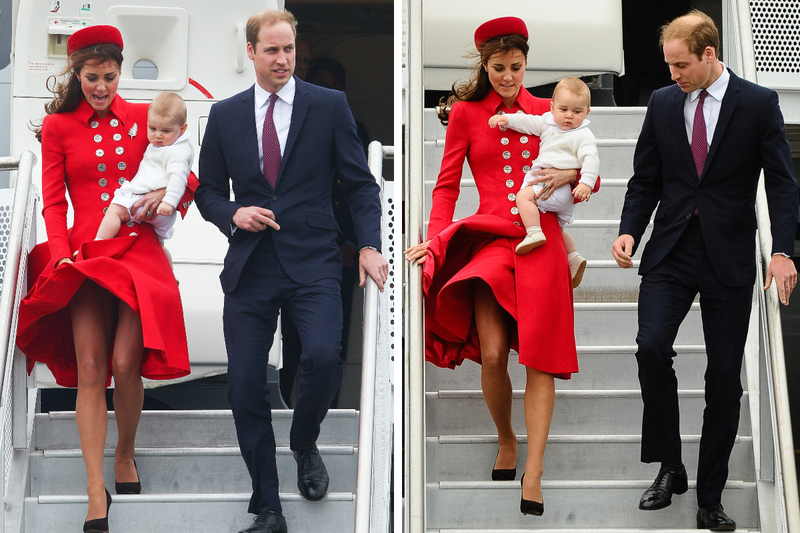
[522,366,555,503]
[474,281,517,470]
[111,300,145,484]
[71,281,114,520]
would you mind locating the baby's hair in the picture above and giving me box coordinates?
[149,92,187,126]
[552,76,591,107]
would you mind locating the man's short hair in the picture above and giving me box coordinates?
[246,9,298,48]
[659,9,720,59]
[552,76,591,107]
[149,92,187,126]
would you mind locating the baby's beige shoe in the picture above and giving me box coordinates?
[516,231,546,255]
[569,252,587,288]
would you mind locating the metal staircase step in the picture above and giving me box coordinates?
[425,346,710,392]
[573,302,703,346]
[431,529,759,533]
[579,107,648,139]
[426,435,755,482]
[426,480,758,529]
[30,445,357,495]
[24,492,355,533]
[426,390,751,437]
[33,409,359,450]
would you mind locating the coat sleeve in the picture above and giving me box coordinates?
[40,116,73,266]
[196,103,242,239]
[619,92,664,255]
[757,89,799,256]
[427,103,470,240]
[332,91,383,252]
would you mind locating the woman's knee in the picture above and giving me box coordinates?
[481,349,509,373]
[112,355,142,383]
[77,356,108,388]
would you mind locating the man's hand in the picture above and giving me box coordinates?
[232,206,280,232]
[156,201,174,217]
[764,254,797,305]
[359,248,389,292]
[611,234,636,269]
[488,115,509,128]
[132,188,167,222]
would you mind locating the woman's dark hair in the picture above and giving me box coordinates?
[437,33,529,125]
[32,43,123,142]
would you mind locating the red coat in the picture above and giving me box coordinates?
[423,89,579,378]
[16,96,194,387]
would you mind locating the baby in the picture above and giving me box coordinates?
[95,91,194,264]
[489,76,599,287]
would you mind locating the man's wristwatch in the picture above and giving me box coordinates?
[772,252,792,259]
[360,246,380,253]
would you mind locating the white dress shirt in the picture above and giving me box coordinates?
[684,64,730,148]
[255,76,295,167]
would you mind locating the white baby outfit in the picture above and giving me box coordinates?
[111,130,194,240]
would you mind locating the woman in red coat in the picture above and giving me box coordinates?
[406,17,596,515]
[16,26,194,532]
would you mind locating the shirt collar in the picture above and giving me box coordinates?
[255,76,296,109]
[543,111,592,132]
[690,62,729,103]
[73,94,129,126]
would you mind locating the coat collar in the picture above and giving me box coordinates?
[73,94,129,126]
[481,87,539,115]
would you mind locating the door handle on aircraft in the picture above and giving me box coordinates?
[236,23,245,73]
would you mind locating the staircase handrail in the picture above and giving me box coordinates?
[355,142,394,533]
[0,151,38,532]
[731,0,800,531]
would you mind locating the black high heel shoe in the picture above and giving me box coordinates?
[83,488,112,533]
[520,474,544,516]
[115,459,141,495]
[491,449,517,481]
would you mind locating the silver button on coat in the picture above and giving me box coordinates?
[520,136,529,144]
[511,207,519,215]
[110,119,119,127]
[505,179,514,188]
[503,165,512,174]
[90,121,99,129]
[508,193,516,201]
[115,146,124,155]
[94,134,102,143]
[98,178,107,187]
[118,162,126,170]
[502,151,511,160]
[96,149,104,157]
[500,137,509,145]
[98,164,106,172]
[113,134,122,141]
[101,192,110,201]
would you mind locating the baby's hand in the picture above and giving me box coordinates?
[157,202,174,216]
[488,115,508,128]
[573,183,592,202]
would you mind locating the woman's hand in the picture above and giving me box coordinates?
[529,168,578,201]
[404,240,431,265]
[132,188,167,222]
[56,257,73,267]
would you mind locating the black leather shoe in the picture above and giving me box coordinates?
[293,445,329,501]
[519,474,544,516]
[697,501,736,530]
[115,459,141,494]
[83,488,112,533]
[238,510,288,533]
[491,450,516,481]
[639,463,688,510]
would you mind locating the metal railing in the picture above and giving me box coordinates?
[0,152,38,532]
[404,0,427,531]
[727,1,800,531]
[355,142,395,533]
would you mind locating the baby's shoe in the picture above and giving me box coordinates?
[516,231,546,255]
[568,252,587,288]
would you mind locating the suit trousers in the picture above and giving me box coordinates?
[223,230,344,514]
[635,217,753,506]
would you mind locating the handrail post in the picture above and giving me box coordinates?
[405,0,426,531]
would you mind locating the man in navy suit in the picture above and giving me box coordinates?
[611,10,797,530]
[195,9,388,533]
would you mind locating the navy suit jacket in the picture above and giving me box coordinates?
[619,70,798,287]
[196,77,382,293]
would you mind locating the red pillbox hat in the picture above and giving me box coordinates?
[474,17,528,48]
[67,25,124,56]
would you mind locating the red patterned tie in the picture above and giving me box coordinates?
[691,89,708,178]
[262,93,281,188]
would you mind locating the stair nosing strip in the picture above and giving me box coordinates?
[432,389,732,399]
[429,434,751,445]
[32,492,355,504]
[42,409,359,421]
[432,480,753,490]
[41,445,356,458]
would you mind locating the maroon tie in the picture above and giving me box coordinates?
[691,89,708,178]
[262,93,281,188]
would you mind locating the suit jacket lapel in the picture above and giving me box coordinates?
[276,77,309,188]
[704,70,740,178]
[238,86,262,179]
